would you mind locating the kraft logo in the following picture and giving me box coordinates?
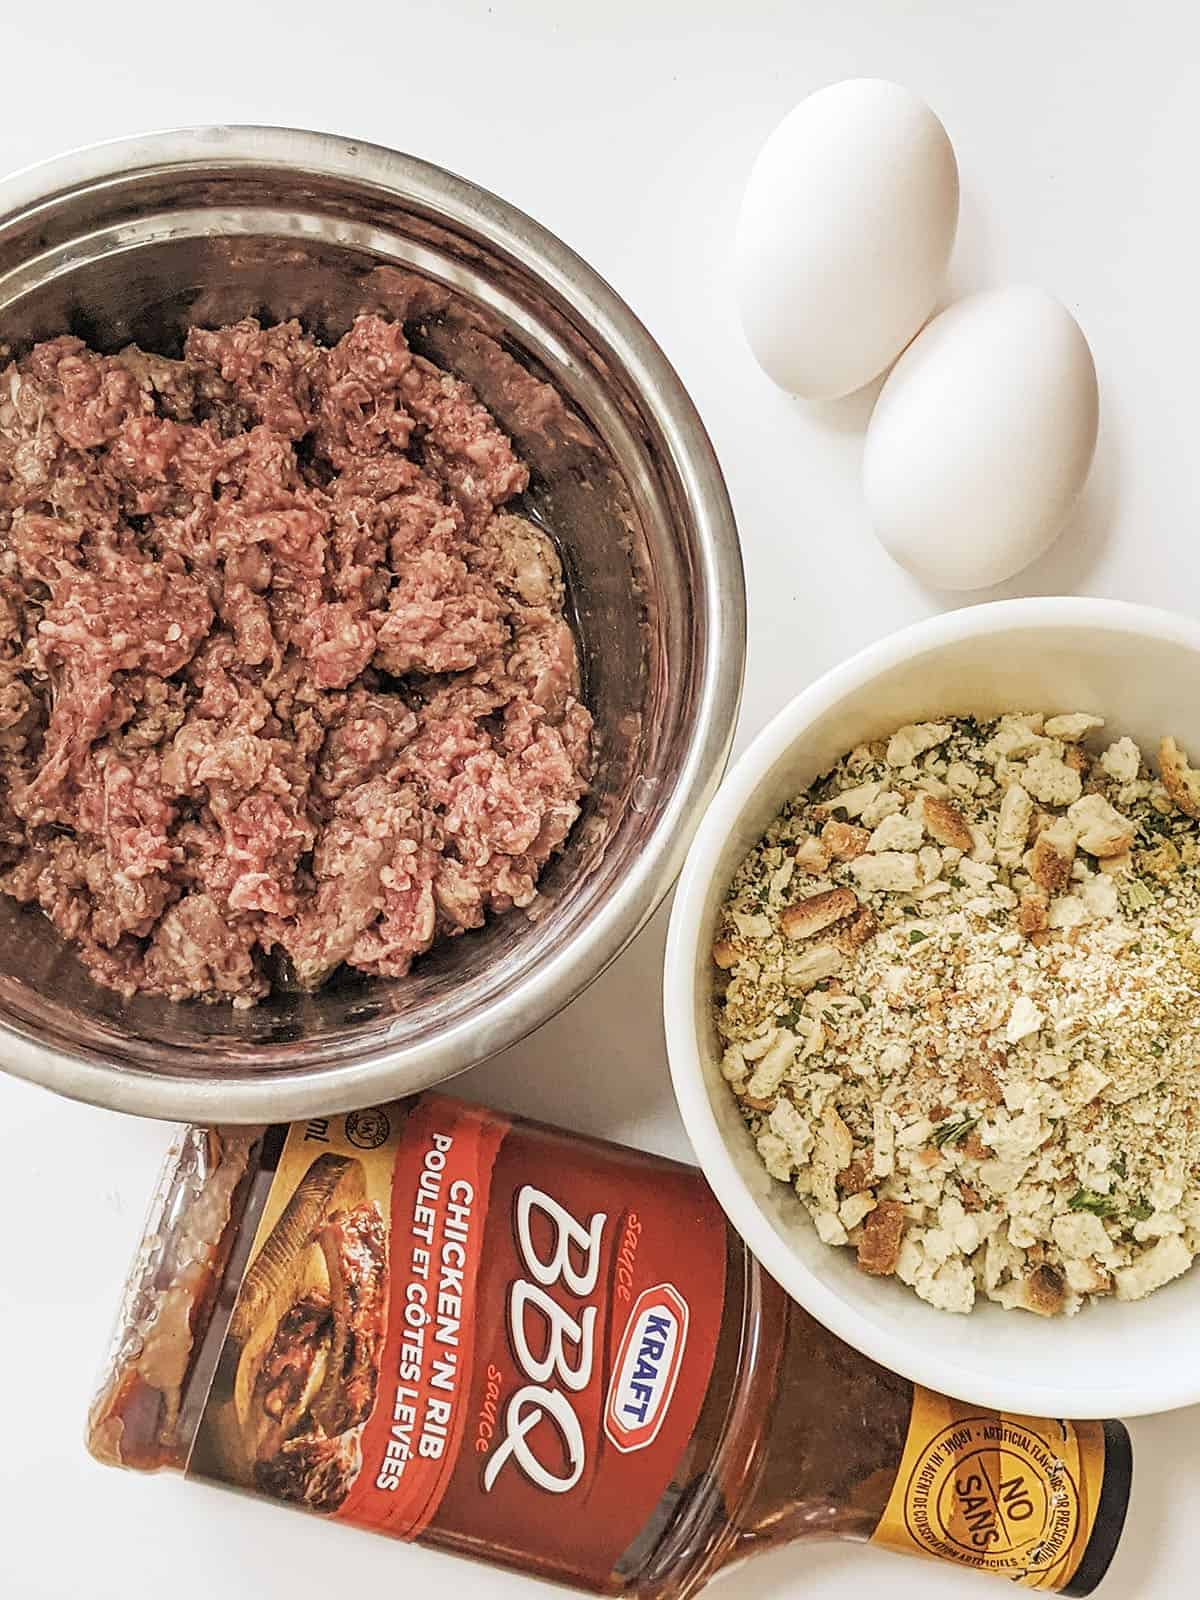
[603,1283,689,1454]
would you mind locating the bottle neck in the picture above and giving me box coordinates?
[628,1243,904,1600]
[704,1283,1131,1598]
[714,1288,912,1575]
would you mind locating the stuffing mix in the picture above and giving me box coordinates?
[713,714,1200,1315]
[0,316,593,1005]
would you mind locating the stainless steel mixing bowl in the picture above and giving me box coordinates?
[0,127,744,1122]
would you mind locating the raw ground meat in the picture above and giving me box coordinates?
[0,315,593,1005]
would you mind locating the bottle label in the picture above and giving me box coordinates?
[871,1388,1107,1589]
[187,1094,727,1587]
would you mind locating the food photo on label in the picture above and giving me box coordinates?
[88,1094,1131,1595]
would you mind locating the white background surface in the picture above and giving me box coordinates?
[0,1,1196,1595]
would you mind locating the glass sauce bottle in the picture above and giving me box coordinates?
[89,1094,1130,1596]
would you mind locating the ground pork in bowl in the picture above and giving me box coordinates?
[0,127,743,1121]
[2,316,593,1005]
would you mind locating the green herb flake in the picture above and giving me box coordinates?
[1128,1198,1154,1222]
[1068,1188,1119,1218]
[908,929,929,945]
[1139,811,1173,841]
[1125,879,1156,913]
[932,1114,982,1149]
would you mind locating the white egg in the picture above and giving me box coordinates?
[736,79,959,399]
[863,287,1099,590]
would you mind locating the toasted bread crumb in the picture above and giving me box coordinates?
[822,819,870,861]
[857,1200,905,1276]
[1030,820,1077,893]
[1019,886,1050,935]
[923,793,973,851]
[792,833,831,874]
[837,1160,872,1195]
[1161,736,1200,818]
[780,887,858,941]
[1023,1264,1067,1317]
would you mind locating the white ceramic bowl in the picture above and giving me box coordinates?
[665,597,1200,1417]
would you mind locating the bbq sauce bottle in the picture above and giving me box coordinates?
[89,1094,1130,1596]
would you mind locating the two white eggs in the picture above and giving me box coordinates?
[735,78,1099,590]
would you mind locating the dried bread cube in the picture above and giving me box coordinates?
[792,833,831,874]
[922,794,973,851]
[1100,736,1141,784]
[821,819,869,861]
[1068,793,1134,858]
[849,851,920,893]
[867,812,924,853]
[856,1199,905,1276]
[1022,748,1084,807]
[885,722,951,768]
[1160,737,1200,818]
[1029,817,1078,891]
[1045,713,1105,741]
[1114,1235,1192,1301]
[781,887,858,941]
[995,782,1034,865]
